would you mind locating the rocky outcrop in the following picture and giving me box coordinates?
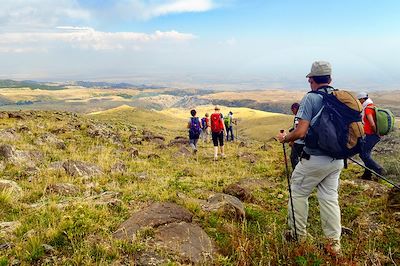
[223,183,253,202]
[169,136,188,147]
[46,183,80,196]
[62,160,103,178]
[0,129,19,141]
[202,193,245,220]
[87,124,122,146]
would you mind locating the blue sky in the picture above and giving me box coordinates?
[0,0,399,90]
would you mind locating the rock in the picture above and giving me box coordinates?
[62,160,103,178]
[136,251,169,266]
[388,187,400,211]
[149,138,165,145]
[87,191,122,207]
[111,161,127,174]
[260,143,272,151]
[147,154,160,160]
[237,152,258,163]
[341,226,354,235]
[113,202,193,240]
[129,135,143,145]
[48,161,65,172]
[87,124,122,146]
[136,172,148,180]
[42,244,55,253]
[46,183,80,196]
[238,141,248,148]
[0,144,38,167]
[223,183,253,202]
[0,144,15,159]
[8,111,26,119]
[35,133,65,148]
[175,146,191,157]
[202,193,245,220]
[0,221,21,236]
[169,136,188,147]
[16,125,30,133]
[142,130,165,142]
[0,242,13,250]
[128,147,139,158]
[0,128,19,141]
[0,179,22,196]
[0,112,9,119]
[155,222,216,265]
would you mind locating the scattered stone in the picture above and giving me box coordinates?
[136,251,169,266]
[260,143,272,151]
[136,172,148,180]
[223,183,253,202]
[175,146,191,157]
[62,160,103,178]
[87,123,122,146]
[237,152,258,163]
[113,202,193,240]
[277,194,284,199]
[0,242,13,250]
[0,112,9,119]
[142,130,165,142]
[154,222,216,265]
[87,191,122,207]
[8,111,26,119]
[149,138,165,145]
[147,154,160,160]
[42,244,55,253]
[35,133,65,148]
[0,179,22,196]
[129,135,143,145]
[16,125,30,133]
[0,144,38,167]
[46,183,80,196]
[388,187,400,211]
[48,161,65,172]
[169,136,188,147]
[0,128,19,141]
[0,221,21,236]
[393,212,400,221]
[111,161,127,174]
[128,147,139,158]
[202,193,245,220]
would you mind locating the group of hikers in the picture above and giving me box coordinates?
[186,61,394,257]
[187,107,236,160]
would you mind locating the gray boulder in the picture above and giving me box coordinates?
[0,129,19,141]
[113,202,193,239]
[0,179,22,197]
[62,160,103,178]
[46,183,80,196]
[202,193,245,220]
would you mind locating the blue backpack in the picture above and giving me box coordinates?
[305,87,365,159]
[189,117,201,138]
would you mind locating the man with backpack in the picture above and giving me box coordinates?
[224,111,235,142]
[277,61,345,256]
[357,92,385,180]
[211,106,227,160]
[187,109,202,154]
[201,113,210,143]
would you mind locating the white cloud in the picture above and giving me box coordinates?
[0,0,91,30]
[0,27,196,52]
[116,0,216,20]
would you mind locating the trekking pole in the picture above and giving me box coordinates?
[348,157,400,190]
[280,130,298,241]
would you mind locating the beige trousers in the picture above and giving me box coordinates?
[288,155,344,241]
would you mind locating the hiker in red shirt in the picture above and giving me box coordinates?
[210,106,227,160]
[357,92,384,180]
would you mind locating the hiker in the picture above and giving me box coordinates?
[357,92,384,180]
[211,106,227,160]
[201,113,210,143]
[277,61,344,256]
[187,109,202,154]
[224,111,235,141]
[289,103,305,170]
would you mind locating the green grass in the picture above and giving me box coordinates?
[0,110,399,265]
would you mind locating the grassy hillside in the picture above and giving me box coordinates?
[1,108,399,265]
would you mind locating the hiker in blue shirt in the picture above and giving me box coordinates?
[277,61,343,256]
[187,109,202,154]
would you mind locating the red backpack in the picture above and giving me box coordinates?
[211,113,224,133]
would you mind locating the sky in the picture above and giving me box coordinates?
[0,0,399,90]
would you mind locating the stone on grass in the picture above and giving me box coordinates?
[113,202,193,240]
[154,222,216,265]
[62,160,103,178]
[128,147,139,158]
[237,152,258,164]
[202,193,245,220]
[0,221,21,236]
[223,183,253,202]
[111,161,127,174]
[46,183,80,196]
[0,179,22,197]
[0,129,19,141]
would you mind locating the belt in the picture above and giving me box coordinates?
[300,151,310,160]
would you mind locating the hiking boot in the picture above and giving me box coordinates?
[325,240,342,257]
[360,170,372,180]
[193,148,198,155]
[213,156,218,161]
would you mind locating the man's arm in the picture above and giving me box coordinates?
[277,119,309,143]
[366,113,377,133]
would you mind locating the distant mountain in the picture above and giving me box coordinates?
[0,79,64,90]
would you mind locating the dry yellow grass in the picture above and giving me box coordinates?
[199,90,307,103]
